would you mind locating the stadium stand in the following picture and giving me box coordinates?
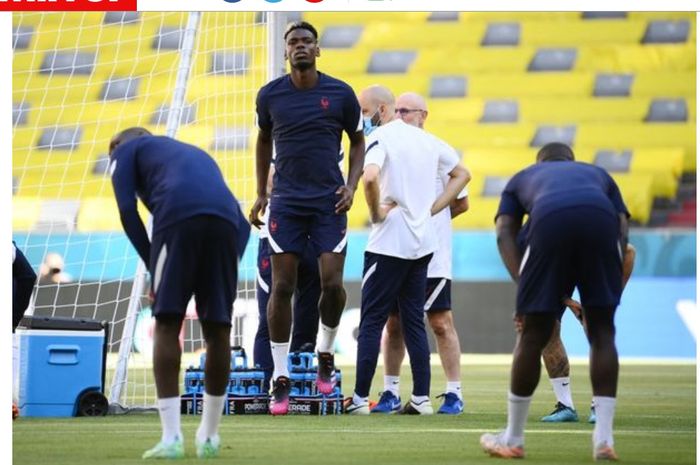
[12,12,696,231]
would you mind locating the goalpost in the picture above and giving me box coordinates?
[12,11,287,411]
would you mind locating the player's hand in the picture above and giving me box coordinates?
[563,297,584,322]
[148,289,155,306]
[249,195,268,228]
[335,185,355,214]
[513,313,524,333]
[371,202,397,224]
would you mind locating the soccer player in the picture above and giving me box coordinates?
[481,142,628,461]
[345,85,470,415]
[109,128,251,459]
[254,166,321,389]
[537,242,635,424]
[374,92,469,415]
[249,21,365,415]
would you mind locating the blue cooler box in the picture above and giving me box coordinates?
[17,316,108,417]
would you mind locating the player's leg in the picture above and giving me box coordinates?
[253,239,273,388]
[584,307,619,460]
[268,252,299,413]
[482,213,571,458]
[143,221,198,459]
[396,254,433,415]
[348,252,406,414]
[424,278,463,414]
[289,242,321,351]
[540,318,579,422]
[266,209,306,414]
[374,311,404,413]
[575,207,623,460]
[192,215,242,458]
[312,211,348,394]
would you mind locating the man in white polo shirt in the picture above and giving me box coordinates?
[345,85,470,415]
[374,92,469,415]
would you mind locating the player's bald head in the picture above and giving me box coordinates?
[360,85,395,107]
[110,127,152,156]
[396,92,427,112]
[396,92,428,129]
[536,142,575,163]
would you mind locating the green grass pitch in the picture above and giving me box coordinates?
[13,362,695,465]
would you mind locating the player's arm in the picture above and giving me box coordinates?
[251,89,273,228]
[622,243,635,288]
[431,164,470,216]
[363,164,392,224]
[110,149,150,265]
[335,130,365,214]
[450,195,469,218]
[362,138,394,223]
[336,90,366,214]
[495,214,523,283]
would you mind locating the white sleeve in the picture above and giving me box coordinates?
[436,139,460,177]
[363,135,386,169]
[457,187,468,199]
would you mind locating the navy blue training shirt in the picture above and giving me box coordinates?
[110,136,250,265]
[496,161,630,227]
[255,72,362,212]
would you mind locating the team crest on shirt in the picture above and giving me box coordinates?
[270,219,278,233]
[320,97,330,110]
[261,258,270,270]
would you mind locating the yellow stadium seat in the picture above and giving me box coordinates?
[342,74,431,97]
[77,196,150,232]
[12,197,42,231]
[428,123,534,149]
[633,72,696,97]
[521,19,647,46]
[348,184,370,229]
[303,13,431,30]
[452,196,500,229]
[414,47,533,74]
[612,173,654,224]
[318,49,373,75]
[577,44,696,73]
[355,22,486,49]
[469,72,592,98]
[576,122,696,170]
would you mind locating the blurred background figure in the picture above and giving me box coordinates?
[38,252,72,285]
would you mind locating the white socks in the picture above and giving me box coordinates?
[317,323,338,354]
[270,341,290,379]
[384,375,400,397]
[550,377,575,410]
[157,397,182,444]
[505,392,531,446]
[353,392,368,406]
[196,393,225,443]
[446,381,463,400]
[593,396,616,446]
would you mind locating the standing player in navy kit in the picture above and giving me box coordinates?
[249,22,365,415]
[480,143,629,461]
[109,128,250,459]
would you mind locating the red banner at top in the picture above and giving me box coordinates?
[0,0,136,11]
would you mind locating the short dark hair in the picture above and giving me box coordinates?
[284,21,318,41]
[536,142,575,163]
[109,126,152,157]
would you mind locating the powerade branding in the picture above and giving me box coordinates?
[0,0,137,11]
[288,403,312,414]
[243,402,268,413]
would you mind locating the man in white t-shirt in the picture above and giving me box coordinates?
[373,92,469,415]
[345,85,470,415]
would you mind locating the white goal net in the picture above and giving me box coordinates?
[12,11,281,410]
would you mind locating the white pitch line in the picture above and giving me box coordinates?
[13,426,695,436]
